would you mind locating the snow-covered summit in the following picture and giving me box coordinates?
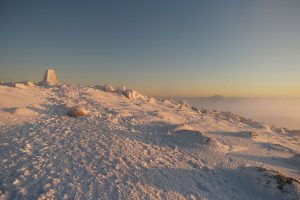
[0,82,299,199]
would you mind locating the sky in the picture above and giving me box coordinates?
[0,0,300,97]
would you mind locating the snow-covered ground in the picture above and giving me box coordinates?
[0,83,299,200]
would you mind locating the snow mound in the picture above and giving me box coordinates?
[165,128,225,150]
[124,89,145,100]
[13,82,35,89]
[14,83,27,89]
[4,107,36,116]
[25,81,35,87]
[175,124,194,131]
[148,97,156,104]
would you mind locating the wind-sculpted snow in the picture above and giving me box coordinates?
[0,83,299,199]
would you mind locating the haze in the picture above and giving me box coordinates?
[178,96,300,130]
[1,0,300,97]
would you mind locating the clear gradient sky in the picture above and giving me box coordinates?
[0,0,300,97]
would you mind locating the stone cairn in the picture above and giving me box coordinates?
[43,69,57,84]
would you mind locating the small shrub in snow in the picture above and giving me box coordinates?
[248,131,258,138]
[204,137,219,146]
[68,106,87,117]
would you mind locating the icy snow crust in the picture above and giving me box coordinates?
[0,83,299,200]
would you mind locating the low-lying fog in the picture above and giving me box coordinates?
[175,96,300,130]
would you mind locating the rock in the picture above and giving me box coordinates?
[43,69,57,84]
[124,90,134,99]
[103,85,115,92]
[14,83,27,89]
[178,100,190,109]
[68,106,87,117]
[116,86,126,94]
[191,106,201,114]
[124,89,144,100]
[94,85,104,90]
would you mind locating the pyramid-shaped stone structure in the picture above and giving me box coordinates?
[43,69,57,84]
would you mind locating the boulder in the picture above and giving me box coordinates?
[68,106,87,117]
[116,86,126,94]
[103,85,115,92]
[43,69,57,84]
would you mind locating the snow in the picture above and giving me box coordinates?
[124,89,145,100]
[0,82,299,199]
[15,83,29,89]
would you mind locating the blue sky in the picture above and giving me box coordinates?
[0,0,299,96]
